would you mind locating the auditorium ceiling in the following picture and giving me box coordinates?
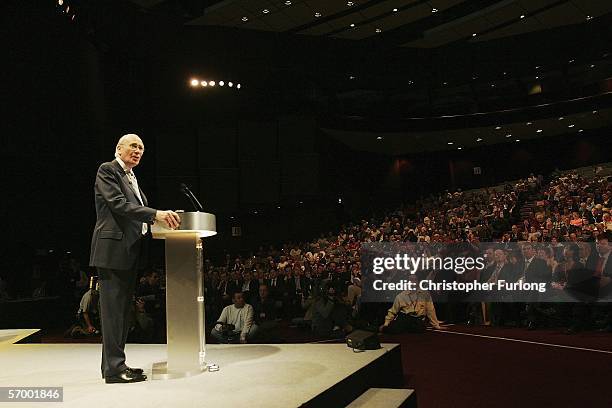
[130,0,611,48]
[322,103,612,154]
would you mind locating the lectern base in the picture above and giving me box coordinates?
[151,361,207,380]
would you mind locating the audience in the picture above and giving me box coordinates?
[211,292,257,343]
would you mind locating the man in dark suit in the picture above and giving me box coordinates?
[521,244,552,330]
[90,134,180,384]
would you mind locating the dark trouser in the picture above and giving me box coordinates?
[98,267,138,378]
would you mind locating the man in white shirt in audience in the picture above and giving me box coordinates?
[211,291,258,343]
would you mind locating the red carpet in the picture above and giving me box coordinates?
[382,326,612,408]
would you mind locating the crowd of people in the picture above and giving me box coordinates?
[2,165,610,340]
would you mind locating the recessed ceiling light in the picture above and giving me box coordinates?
[347,1,354,6]
[569,59,575,63]
[568,124,575,128]
[491,84,495,87]
[535,66,540,69]
[535,76,539,79]
[515,139,520,142]
[209,80,215,86]
[526,122,532,125]
[314,12,321,17]
[285,0,291,5]
[457,147,462,150]
[393,8,398,12]
[349,75,355,80]
[241,16,248,22]
[228,82,233,87]
[558,117,564,120]
[536,129,543,133]
[219,81,225,86]
[586,15,593,20]
[375,28,382,33]
[503,71,507,75]
[443,81,448,85]
[262,8,269,14]
[200,80,208,87]
[190,79,199,87]
[520,14,525,19]
[376,136,383,140]
[505,134,512,138]
[350,23,355,27]
[472,33,477,37]
[578,129,584,132]
[495,126,502,130]
[593,110,598,114]
[237,83,241,89]
[432,8,438,13]
[590,64,595,68]
[447,142,454,145]
[476,138,483,142]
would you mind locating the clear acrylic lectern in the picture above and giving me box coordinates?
[150,211,216,379]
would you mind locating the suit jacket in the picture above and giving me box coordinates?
[89,160,157,270]
[523,257,552,284]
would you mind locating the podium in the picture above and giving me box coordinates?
[151,211,217,379]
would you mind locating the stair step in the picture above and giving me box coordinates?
[346,388,417,408]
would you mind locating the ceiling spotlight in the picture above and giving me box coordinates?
[569,59,575,63]
[503,71,507,75]
[515,139,521,142]
[209,80,216,86]
[347,1,354,6]
[491,84,495,87]
[495,126,501,130]
[535,76,539,79]
[443,81,448,85]
[285,0,292,5]
[590,64,595,68]
[472,75,478,80]
[190,79,199,87]
[526,122,532,125]
[536,129,543,133]
[432,8,438,13]
[447,142,454,145]
[568,124,575,128]
[219,81,225,86]
[350,23,355,27]
[376,136,383,140]
[228,82,234,87]
[262,9,269,14]
[505,134,512,138]
[66,6,70,12]
[242,16,248,22]
[277,205,281,209]
[314,12,321,17]
[586,15,593,20]
[200,81,208,87]
[375,28,382,33]
[237,83,241,89]
[592,110,597,114]
[349,75,356,80]
[472,33,477,37]
[578,129,584,132]
[535,66,540,69]
[558,117,564,120]
[393,8,398,12]
[58,0,63,5]
[457,147,462,150]
[520,14,525,19]
[476,138,483,142]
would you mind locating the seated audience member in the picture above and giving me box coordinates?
[211,292,258,343]
[127,298,155,343]
[380,276,442,333]
[136,270,164,316]
[251,285,278,341]
[240,270,258,303]
[593,232,612,332]
[311,282,352,338]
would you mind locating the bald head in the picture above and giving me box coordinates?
[115,134,144,169]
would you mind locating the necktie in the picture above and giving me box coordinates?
[126,170,147,235]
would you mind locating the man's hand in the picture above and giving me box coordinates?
[86,325,96,334]
[156,210,181,229]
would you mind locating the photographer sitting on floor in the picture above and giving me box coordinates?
[211,291,258,343]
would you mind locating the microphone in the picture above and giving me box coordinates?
[179,183,204,212]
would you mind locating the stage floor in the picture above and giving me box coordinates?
[0,330,400,408]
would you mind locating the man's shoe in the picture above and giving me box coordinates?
[127,367,144,375]
[104,369,147,384]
